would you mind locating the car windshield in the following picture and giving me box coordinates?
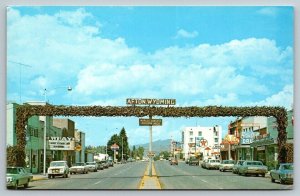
[223,160,234,164]
[50,162,65,167]
[247,161,262,166]
[87,162,95,165]
[74,163,85,166]
[7,168,18,174]
[282,164,293,170]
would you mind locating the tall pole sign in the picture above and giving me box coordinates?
[127,98,176,177]
[111,143,119,163]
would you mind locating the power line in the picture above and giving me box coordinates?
[8,60,33,104]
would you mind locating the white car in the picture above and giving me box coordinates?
[48,161,69,178]
[86,162,98,172]
[206,159,221,170]
[219,160,235,172]
[70,162,89,174]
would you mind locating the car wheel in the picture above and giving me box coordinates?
[256,174,259,177]
[24,180,29,188]
[271,176,275,183]
[262,174,265,177]
[238,172,241,176]
[280,176,284,184]
[14,181,19,190]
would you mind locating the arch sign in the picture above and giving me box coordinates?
[14,105,288,167]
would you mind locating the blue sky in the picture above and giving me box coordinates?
[7,6,293,146]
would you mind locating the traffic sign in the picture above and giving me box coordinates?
[75,145,82,151]
[139,118,162,126]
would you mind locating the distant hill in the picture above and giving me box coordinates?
[131,139,172,155]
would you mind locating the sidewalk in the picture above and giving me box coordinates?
[139,162,161,190]
[32,173,48,181]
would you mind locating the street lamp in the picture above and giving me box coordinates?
[42,86,72,176]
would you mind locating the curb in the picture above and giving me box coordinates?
[32,175,48,181]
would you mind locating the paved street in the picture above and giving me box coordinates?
[23,160,293,190]
[155,160,293,190]
[27,161,147,190]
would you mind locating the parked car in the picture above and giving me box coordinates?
[219,160,235,172]
[107,159,114,167]
[201,159,209,168]
[188,156,199,166]
[86,162,98,172]
[70,162,89,174]
[270,163,293,184]
[47,160,69,178]
[206,159,221,170]
[170,158,178,165]
[6,167,33,189]
[232,160,245,174]
[96,161,104,170]
[185,158,190,164]
[101,160,109,169]
[238,161,268,177]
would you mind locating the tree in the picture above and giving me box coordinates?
[107,134,120,158]
[119,127,130,160]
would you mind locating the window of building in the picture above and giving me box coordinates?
[214,138,218,143]
[189,131,193,136]
[189,138,193,142]
[198,131,202,136]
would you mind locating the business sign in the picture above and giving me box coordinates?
[139,118,162,126]
[147,151,155,157]
[111,143,119,151]
[48,137,75,150]
[241,130,255,144]
[126,98,176,105]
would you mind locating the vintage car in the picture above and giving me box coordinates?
[6,167,33,189]
[48,160,69,178]
[232,160,245,174]
[238,161,268,177]
[188,156,199,166]
[86,162,98,172]
[206,159,221,170]
[219,160,235,172]
[96,161,104,170]
[101,160,109,169]
[70,162,89,174]
[107,159,114,167]
[201,159,209,168]
[170,158,178,165]
[270,163,293,184]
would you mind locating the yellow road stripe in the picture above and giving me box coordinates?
[138,162,161,189]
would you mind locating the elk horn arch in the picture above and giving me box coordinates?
[15,105,288,167]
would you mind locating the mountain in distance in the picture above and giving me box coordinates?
[131,139,172,155]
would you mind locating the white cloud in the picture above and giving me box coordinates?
[7,8,293,109]
[55,8,93,26]
[252,85,293,109]
[174,29,198,39]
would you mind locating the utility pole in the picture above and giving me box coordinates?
[122,137,124,162]
[149,115,153,177]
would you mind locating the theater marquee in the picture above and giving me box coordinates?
[48,137,75,150]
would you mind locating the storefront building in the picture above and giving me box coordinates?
[250,110,293,169]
